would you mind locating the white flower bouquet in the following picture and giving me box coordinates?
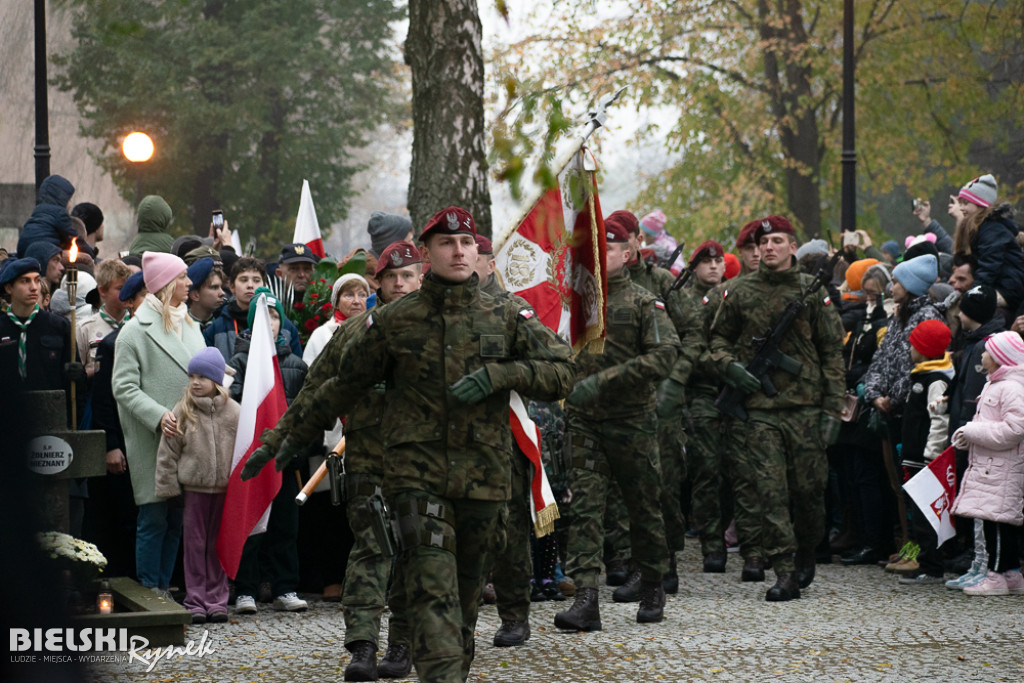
[37,531,107,585]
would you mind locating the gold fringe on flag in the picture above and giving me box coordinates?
[533,502,561,538]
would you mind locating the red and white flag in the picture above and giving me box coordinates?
[903,446,958,547]
[293,179,325,258]
[217,294,287,579]
[508,390,559,537]
[495,148,606,353]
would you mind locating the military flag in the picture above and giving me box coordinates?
[903,446,958,547]
[293,179,325,258]
[494,149,606,352]
[217,294,287,578]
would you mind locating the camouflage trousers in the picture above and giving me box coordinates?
[739,408,827,574]
[566,413,668,588]
[602,412,687,565]
[686,398,737,557]
[390,490,501,683]
[490,449,533,623]
[341,473,408,649]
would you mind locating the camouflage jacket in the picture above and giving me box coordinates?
[260,307,387,475]
[708,261,845,417]
[627,258,701,386]
[294,272,575,501]
[684,279,727,410]
[570,270,680,420]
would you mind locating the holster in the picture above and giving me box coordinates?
[365,493,397,558]
[391,497,457,555]
[326,451,346,507]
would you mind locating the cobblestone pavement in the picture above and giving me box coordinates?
[83,546,1024,682]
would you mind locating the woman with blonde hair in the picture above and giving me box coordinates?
[113,251,205,598]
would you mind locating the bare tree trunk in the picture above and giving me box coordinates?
[405,0,492,237]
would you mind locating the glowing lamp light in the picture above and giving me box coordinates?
[122,132,154,163]
[97,580,113,614]
[69,239,78,264]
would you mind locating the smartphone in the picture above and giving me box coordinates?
[842,231,859,247]
[211,210,224,230]
[912,198,922,211]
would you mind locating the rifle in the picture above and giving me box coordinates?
[714,248,842,421]
[660,246,701,302]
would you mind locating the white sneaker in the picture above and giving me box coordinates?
[272,592,308,612]
[235,595,257,614]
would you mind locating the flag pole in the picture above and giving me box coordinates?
[492,87,626,254]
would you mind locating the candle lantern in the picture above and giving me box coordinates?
[97,579,113,614]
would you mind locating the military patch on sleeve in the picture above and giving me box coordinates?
[701,296,710,305]
[722,289,729,298]
[654,301,665,310]
[823,296,831,306]
[519,308,535,320]
[480,335,508,358]
[366,314,374,328]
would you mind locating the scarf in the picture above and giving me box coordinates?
[98,306,129,330]
[333,308,349,324]
[144,293,189,336]
[6,304,40,380]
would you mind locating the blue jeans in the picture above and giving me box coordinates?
[136,501,183,589]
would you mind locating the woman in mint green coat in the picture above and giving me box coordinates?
[113,252,205,594]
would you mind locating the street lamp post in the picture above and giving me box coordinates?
[34,0,51,190]
[841,0,856,234]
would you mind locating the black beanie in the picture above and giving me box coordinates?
[903,239,939,263]
[959,284,997,324]
[71,202,104,234]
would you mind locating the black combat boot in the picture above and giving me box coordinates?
[795,548,816,589]
[605,559,629,586]
[493,619,530,647]
[636,581,665,623]
[343,640,378,682]
[612,569,642,602]
[553,587,602,631]
[741,556,765,582]
[377,643,411,679]
[703,551,727,573]
[663,555,679,594]
[765,572,801,602]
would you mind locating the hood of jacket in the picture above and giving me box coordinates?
[37,175,74,207]
[136,195,173,234]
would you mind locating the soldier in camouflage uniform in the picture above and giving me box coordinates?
[553,217,680,631]
[474,233,535,648]
[247,207,575,683]
[708,216,844,601]
[683,239,760,577]
[622,211,701,595]
[252,241,424,681]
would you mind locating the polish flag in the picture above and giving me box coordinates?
[217,294,286,578]
[293,179,325,258]
[903,446,957,547]
[508,390,559,537]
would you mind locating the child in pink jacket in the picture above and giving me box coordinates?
[951,331,1024,596]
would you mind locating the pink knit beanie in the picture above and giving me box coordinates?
[639,210,667,235]
[985,331,1024,367]
[142,252,187,294]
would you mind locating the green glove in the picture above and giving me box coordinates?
[449,367,494,404]
[724,362,760,394]
[820,414,841,446]
[566,375,600,407]
[65,361,87,384]
[656,379,686,418]
[241,444,274,481]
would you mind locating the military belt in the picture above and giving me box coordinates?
[344,479,382,500]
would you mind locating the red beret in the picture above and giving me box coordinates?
[737,220,760,247]
[374,241,422,278]
[909,319,951,360]
[723,252,741,280]
[691,240,725,263]
[752,215,795,244]
[474,233,493,255]
[604,210,640,236]
[420,206,477,242]
[605,217,631,243]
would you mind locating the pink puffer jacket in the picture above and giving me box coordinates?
[951,367,1024,525]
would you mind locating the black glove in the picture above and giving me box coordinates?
[241,444,274,481]
[566,376,600,407]
[449,367,494,404]
[655,379,686,418]
[724,362,760,394]
[65,361,86,384]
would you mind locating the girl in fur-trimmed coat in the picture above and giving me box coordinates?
[155,347,239,623]
[951,331,1024,596]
